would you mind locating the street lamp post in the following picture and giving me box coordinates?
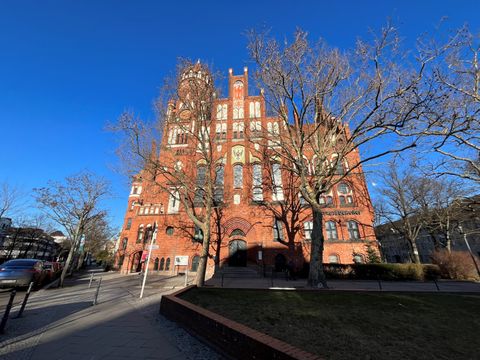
[140,221,158,299]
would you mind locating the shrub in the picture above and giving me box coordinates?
[351,263,440,281]
[431,250,480,280]
[323,264,353,279]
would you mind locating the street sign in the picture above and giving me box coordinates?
[150,245,159,250]
[174,255,189,266]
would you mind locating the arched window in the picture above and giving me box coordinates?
[160,257,165,271]
[144,225,152,244]
[195,166,206,204]
[249,102,255,118]
[304,221,313,240]
[216,104,222,119]
[252,163,263,201]
[255,101,261,117]
[214,166,224,202]
[271,163,284,201]
[328,254,339,264]
[122,238,128,250]
[136,225,144,243]
[165,258,171,271]
[233,164,243,188]
[166,226,174,235]
[337,183,354,206]
[153,257,159,271]
[230,229,246,237]
[191,255,200,272]
[347,221,360,240]
[331,154,345,175]
[325,221,338,240]
[273,218,284,242]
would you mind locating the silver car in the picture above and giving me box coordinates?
[0,259,47,288]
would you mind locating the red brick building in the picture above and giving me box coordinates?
[115,65,377,277]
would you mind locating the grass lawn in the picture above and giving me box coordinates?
[180,289,480,360]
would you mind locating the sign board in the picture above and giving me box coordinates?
[150,245,159,250]
[141,251,149,261]
[174,255,189,266]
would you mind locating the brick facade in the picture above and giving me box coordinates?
[115,66,377,277]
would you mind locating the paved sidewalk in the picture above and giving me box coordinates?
[0,270,223,360]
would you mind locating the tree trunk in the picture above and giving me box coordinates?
[195,226,211,287]
[59,226,81,287]
[409,238,421,263]
[76,251,85,270]
[307,207,328,288]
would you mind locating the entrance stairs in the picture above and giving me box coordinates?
[213,265,263,279]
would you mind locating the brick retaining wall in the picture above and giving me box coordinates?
[159,286,321,360]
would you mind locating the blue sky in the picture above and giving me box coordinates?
[1,1,479,230]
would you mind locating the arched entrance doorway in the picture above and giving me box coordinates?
[275,253,287,272]
[130,251,143,273]
[229,240,247,267]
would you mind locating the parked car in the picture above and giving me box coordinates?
[43,261,63,281]
[0,259,47,289]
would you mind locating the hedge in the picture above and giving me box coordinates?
[322,263,441,281]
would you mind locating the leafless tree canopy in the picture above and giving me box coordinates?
[112,59,224,286]
[247,26,435,286]
[34,171,110,286]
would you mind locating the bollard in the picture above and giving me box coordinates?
[88,273,94,288]
[377,276,382,291]
[433,279,440,291]
[92,277,102,306]
[16,282,34,318]
[0,289,17,333]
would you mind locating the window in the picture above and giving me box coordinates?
[328,254,339,264]
[273,218,284,242]
[347,221,360,240]
[338,183,354,206]
[166,226,174,235]
[136,225,144,243]
[118,255,124,267]
[153,258,159,271]
[255,101,261,117]
[230,229,246,237]
[233,164,243,188]
[304,221,313,240]
[125,218,132,230]
[214,166,224,202]
[168,189,180,214]
[250,121,261,137]
[130,201,136,211]
[165,258,171,271]
[217,104,227,120]
[144,225,153,244]
[122,237,128,250]
[326,221,338,240]
[233,122,244,139]
[272,163,284,201]
[332,155,345,175]
[252,163,263,201]
[299,193,307,206]
[195,166,206,204]
[160,257,165,271]
[338,183,350,194]
[249,102,255,118]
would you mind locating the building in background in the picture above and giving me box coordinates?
[376,197,480,263]
[115,65,377,277]
[0,226,60,263]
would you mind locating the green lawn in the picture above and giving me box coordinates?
[180,289,480,360]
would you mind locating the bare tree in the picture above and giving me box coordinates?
[376,162,429,263]
[112,60,222,286]
[34,172,109,287]
[419,26,480,183]
[0,181,25,219]
[247,25,433,286]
